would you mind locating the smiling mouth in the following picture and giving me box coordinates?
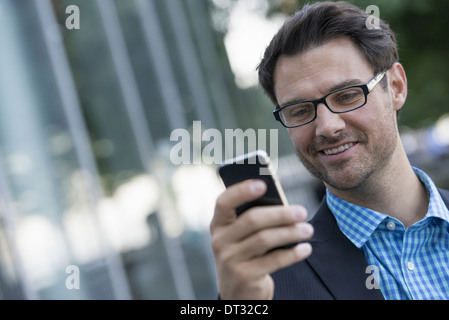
[322,142,355,155]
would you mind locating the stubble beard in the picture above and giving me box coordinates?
[294,125,398,192]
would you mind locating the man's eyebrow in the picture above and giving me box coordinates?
[327,78,364,93]
[279,78,364,107]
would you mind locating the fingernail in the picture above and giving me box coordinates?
[296,243,312,256]
[292,207,306,221]
[250,180,265,194]
[299,223,313,236]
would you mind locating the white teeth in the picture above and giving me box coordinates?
[323,143,354,155]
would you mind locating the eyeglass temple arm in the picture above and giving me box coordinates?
[367,71,387,92]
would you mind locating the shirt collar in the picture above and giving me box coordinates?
[413,167,449,222]
[326,189,385,248]
[326,167,449,248]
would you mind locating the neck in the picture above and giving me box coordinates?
[326,146,428,228]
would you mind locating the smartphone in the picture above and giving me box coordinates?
[218,150,295,251]
[218,150,288,215]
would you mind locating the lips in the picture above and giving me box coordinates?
[322,142,355,155]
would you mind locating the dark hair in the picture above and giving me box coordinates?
[257,1,399,105]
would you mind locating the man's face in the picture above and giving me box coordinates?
[273,37,401,191]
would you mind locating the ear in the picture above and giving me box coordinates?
[387,62,407,112]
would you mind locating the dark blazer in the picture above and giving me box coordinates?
[271,188,449,300]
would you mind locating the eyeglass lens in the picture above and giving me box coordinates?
[279,86,366,127]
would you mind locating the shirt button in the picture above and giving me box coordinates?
[407,261,415,271]
[386,221,396,230]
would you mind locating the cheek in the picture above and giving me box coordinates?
[366,97,397,133]
[288,128,311,153]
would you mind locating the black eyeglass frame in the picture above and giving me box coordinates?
[273,71,387,128]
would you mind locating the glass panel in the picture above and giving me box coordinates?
[0,0,118,299]
[0,0,252,300]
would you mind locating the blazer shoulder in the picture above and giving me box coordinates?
[439,188,449,205]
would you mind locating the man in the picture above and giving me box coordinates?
[210,1,449,300]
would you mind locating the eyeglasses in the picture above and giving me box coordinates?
[273,71,387,128]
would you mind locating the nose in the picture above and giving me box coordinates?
[314,102,346,137]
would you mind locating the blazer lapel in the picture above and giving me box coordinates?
[439,188,449,207]
[306,198,384,300]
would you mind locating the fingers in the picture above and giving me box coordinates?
[250,242,313,276]
[217,242,313,299]
[236,220,314,259]
[211,203,314,268]
[218,204,310,252]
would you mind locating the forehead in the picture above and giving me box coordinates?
[273,37,374,106]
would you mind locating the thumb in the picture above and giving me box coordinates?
[211,179,266,228]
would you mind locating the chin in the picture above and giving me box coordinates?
[300,156,372,191]
[324,176,365,191]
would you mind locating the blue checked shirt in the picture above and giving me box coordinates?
[326,167,449,300]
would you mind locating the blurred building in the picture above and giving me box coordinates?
[0,0,268,300]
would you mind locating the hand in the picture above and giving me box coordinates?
[210,179,314,300]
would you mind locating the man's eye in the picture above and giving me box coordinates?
[333,89,363,104]
[287,105,313,118]
[292,108,309,117]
